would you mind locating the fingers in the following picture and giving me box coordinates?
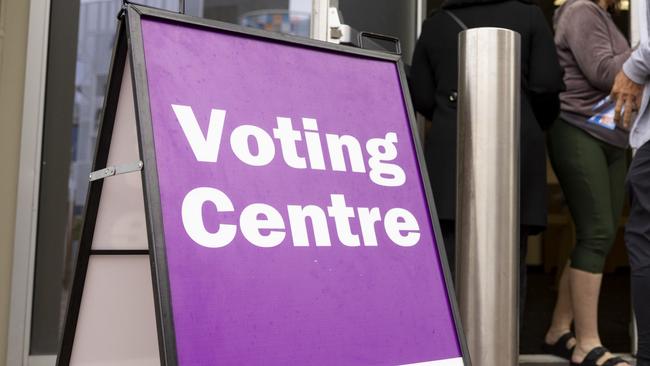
[614,93,624,123]
[624,95,634,129]
[610,70,644,128]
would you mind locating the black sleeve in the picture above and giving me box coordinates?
[408,18,437,118]
[529,91,560,130]
[527,6,564,129]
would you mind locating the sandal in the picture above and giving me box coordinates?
[570,346,630,366]
[542,331,575,360]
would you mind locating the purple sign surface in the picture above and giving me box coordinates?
[140,17,462,366]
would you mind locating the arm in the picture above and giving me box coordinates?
[408,19,437,118]
[527,6,564,128]
[563,4,631,92]
[611,42,650,127]
[623,41,650,84]
[530,93,561,129]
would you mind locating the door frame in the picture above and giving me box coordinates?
[6,0,51,364]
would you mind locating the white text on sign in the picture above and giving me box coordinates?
[172,105,421,248]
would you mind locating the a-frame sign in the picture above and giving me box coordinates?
[57,5,470,366]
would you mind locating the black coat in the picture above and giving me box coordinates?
[410,0,564,233]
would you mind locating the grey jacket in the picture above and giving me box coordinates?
[623,41,650,149]
[554,0,631,147]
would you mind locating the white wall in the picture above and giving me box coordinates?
[0,0,30,364]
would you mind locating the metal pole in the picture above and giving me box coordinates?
[456,27,521,366]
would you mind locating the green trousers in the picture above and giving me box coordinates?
[547,119,627,273]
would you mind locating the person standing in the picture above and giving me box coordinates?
[610,41,650,366]
[543,1,631,365]
[409,0,563,325]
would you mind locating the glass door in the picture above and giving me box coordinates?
[185,0,313,37]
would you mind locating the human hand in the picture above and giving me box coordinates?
[611,70,644,129]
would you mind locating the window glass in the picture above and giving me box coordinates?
[33,0,313,355]
[31,0,180,355]
[185,0,312,37]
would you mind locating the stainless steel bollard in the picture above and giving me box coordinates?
[456,28,521,366]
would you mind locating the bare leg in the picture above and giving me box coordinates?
[570,268,627,365]
[545,261,575,348]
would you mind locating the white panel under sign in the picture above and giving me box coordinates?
[92,59,148,250]
[69,255,159,365]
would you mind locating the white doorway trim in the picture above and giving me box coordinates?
[310,0,332,41]
[28,355,56,366]
[6,0,51,364]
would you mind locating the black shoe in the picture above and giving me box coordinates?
[570,346,630,366]
[542,331,575,360]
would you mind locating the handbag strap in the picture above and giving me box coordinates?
[444,8,531,92]
[445,10,468,31]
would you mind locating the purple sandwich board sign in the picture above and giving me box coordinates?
[57,5,470,366]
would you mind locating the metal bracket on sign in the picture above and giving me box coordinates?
[89,160,143,182]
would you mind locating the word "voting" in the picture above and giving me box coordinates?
[172,104,422,249]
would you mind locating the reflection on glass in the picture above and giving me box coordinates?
[185,0,312,37]
[71,0,179,246]
[240,10,310,36]
[58,0,312,352]
[69,0,310,262]
[32,0,180,355]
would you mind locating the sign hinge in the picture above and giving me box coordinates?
[89,160,144,182]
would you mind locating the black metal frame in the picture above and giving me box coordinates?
[121,0,185,14]
[395,52,473,366]
[126,7,179,365]
[358,31,402,55]
[55,18,137,366]
[57,4,471,365]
